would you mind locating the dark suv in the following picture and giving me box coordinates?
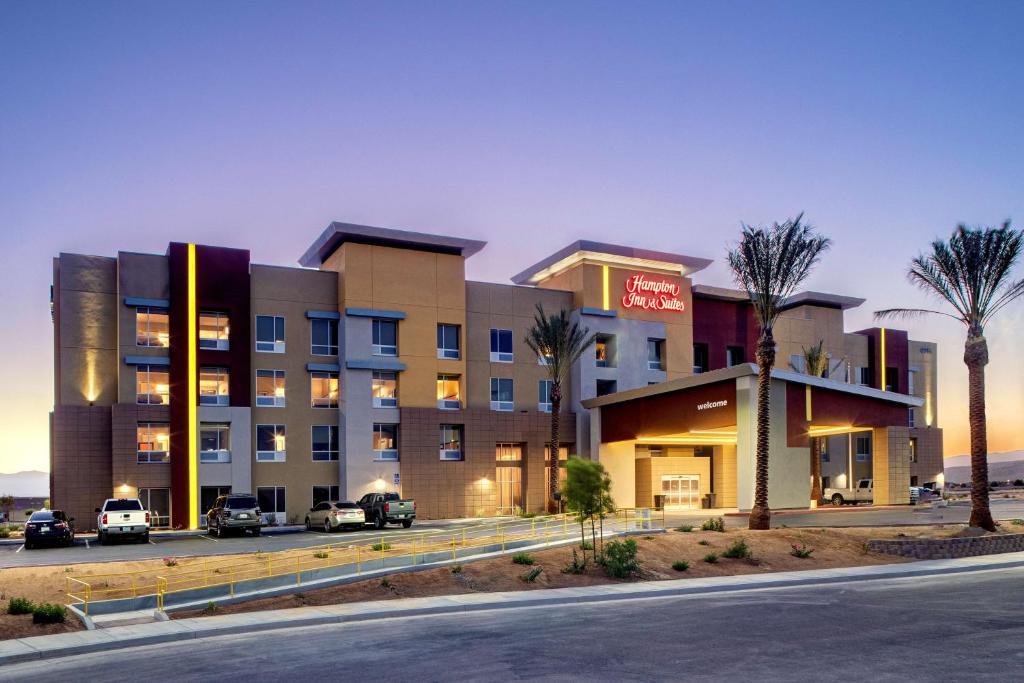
[24,510,75,549]
[206,494,262,537]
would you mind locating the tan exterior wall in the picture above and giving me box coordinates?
[116,252,171,403]
[50,405,112,530]
[111,403,172,495]
[910,426,944,486]
[713,445,738,508]
[635,455,712,508]
[775,305,847,379]
[908,339,939,429]
[873,426,911,505]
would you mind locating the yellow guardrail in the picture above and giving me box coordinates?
[66,509,664,615]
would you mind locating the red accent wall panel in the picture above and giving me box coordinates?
[600,380,737,442]
[692,296,758,370]
[785,382,910,447]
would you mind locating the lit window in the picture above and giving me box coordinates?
[198,312,229,350]
[255,315,285,353]
[489,328,513,363]
[490,377,513,411]
[256,486,286,516]
[136,307,169,347]
[256,424,286,462]
[199,367,229,406]
[437,324,460,359]
[440,424,463,460]
[372,319,397,356]
[538,379,553,412]
[437,374,461,409]
[311,318,339,356]
[373,423,398,461]
[200,424,230,463]
[312,485,340,507]
[137,422,170,463]
[136,365,169,405]
[372,371,398,408]
[312,425,339,461]
[256,369,286,407]
[311,371,339,408]
[647,339,665,370]
[595,335,615,368]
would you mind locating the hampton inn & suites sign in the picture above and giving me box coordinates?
[621,273,686,312]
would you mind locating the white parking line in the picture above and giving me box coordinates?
[199,535,219,542]
[15,544,24,553]
[85,539,90,549]
[148,540,156,545]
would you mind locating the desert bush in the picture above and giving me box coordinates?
[521,567,543,583]
[450,565,463,574]
[675,525,693,533]
[1010,519,1024,526]
[512,553,535,565]
[313,551,329,559]
[371,542,392,552]
[163,557,178,567]
[599,539,640,578]
[790,544,814,559]
[379,577,392,588]
[562,548,587,575]
[671,560,690,572]
[703,553,719,564]
[722,539,752,559]
[32,603,66,624]
[698,539,710,546]
[8,597,34,615]
[701,517,725,532]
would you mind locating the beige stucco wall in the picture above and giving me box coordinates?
[635,455,712,508]
[775,305,847,379]
[599,440,637,509]
[116,252,171,403]
[873,426,911,504]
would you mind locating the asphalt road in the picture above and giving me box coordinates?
[3,566,1022,681]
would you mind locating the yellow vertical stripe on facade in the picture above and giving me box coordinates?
[602,265,609,310]
[187,243,198,530]
[805,385,812,422]
[880,327,886,391]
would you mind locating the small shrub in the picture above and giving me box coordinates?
[1011,519,1024,526]
[519,511,538,519]
[0,527,9,539]
[512,553,535,565]
[380,577,392,589]
[265,513,278,527]
[579,541,593,550]
[698,539,710,546]
[671,560,690,572]
[562,548,587,575]
[643,535,655,541]
[701,517,725,532]
[313,551,329,559]
[790,544,814,559]
[162,557,178,567]
[371,542,392,552]
[202,601,220,615]
[675,525,693,533]
[32,603,66,624]
[703,553,719,564]
[722,539,752,560]
[521,567,543,582]
[8,597,34,615]
[599,539,640,578]
[450,564,463,574]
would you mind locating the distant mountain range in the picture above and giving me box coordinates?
[945,450,1024,484]
[0,471,48,497]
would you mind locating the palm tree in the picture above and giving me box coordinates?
[876,223,1024,531]
[789,340,844,505]
[728,215,831,530]
[525,305,597,513]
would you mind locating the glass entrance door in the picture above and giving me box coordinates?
[661,475,700,510]
[496,443,523,515]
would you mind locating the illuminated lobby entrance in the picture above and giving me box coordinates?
[496,443,523,515]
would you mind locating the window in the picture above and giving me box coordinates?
[908,367,918,395]
[440,424,463,460]
[437,374,461,410]
[693,343,709,374]
[372,371,398,407]
[138,488,170,527]
[437,324,460,360]
[857,367,871,386]
[373,423,398,461]
[256,369,286,407]
[855,435,870,462]
[256,486,286,517]
[311,371,339,408]
[790,354,806,374]
[595,334,615,368]
[136,307,169,347]
[647,339,665,370]
[311,318,339,356]
[256,424,286,462]
[820,439,830,463]
[908,407,916,428]
[596,379,617,396]
[199,367,230,406]
[136,365,169,405]
[199,424,230,463]
[490,377,513,411]
[885,367,898,392]
[909,437,918,463]
[312,425,339,461]
[726,346,744,367]
[312,485,340,507]
[255,315,285,353]
[489,328,513,363]
[372,319,397,356]
[137,422,170,463]
[538,379,553,412]
[198,312,229,350]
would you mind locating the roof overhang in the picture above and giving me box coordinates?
[691,285,865,311]
[511,240,712,286]
[299,222,487,268]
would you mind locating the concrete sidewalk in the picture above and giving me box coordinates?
[3,550,1024,666]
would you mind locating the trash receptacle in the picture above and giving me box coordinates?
[654,495,665,511]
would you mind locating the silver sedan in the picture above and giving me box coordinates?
[306,501,366,532]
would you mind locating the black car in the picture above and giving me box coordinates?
[206,493,262,537]
[24,510,75,549]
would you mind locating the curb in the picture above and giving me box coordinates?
[2,551,1024,665]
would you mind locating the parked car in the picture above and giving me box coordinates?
[207,493,262,537]
[96,498,150,544]
[24,510,75,549]
[824,478,873,506]
[357,492,416,529]
[305,501,366,532]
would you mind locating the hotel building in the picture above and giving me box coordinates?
[50,222,944,528]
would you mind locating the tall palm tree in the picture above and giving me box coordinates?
[525,305,597,513]
[876,223,1024,531]
[789,340,844,505]
[728,215,831,530]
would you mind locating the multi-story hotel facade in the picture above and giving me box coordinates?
[50,222,944,529]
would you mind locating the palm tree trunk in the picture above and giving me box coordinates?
[810,437,822,505]
[965,334,995,531]
[548,383,562,514]
[750,332,774,530]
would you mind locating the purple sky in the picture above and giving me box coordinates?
[1,1,1022,472]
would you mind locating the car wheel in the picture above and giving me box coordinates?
[24,541,32,550]
[374,514,385,530]
[401,520,413,529]
[142,532,150,544]
[324,519,332,533]
[98,531,106,545]
[305,517,311,531]
[831,494,844,506]
[251,527,261,537]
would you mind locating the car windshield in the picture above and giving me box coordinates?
[334,502,359,509]
[105,500,144,511]
[383,493,401,501]
[226,497,257,509]
[29,511,54,522]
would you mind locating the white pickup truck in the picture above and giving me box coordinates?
[96,498,150,544]
[824,478,873,506]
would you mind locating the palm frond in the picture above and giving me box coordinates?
[524,304,597,383]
